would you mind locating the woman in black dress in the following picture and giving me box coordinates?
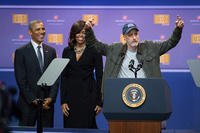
[61,20,103,128]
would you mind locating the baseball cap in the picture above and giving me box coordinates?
[122,23,139,35]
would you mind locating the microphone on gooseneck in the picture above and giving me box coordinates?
[129,59,143,78]
[128,59,135,69]
[128,59,135,71]
[136,60,143,71]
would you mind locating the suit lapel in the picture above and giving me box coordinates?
[43,44,49,71]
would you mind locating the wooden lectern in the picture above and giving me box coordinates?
[103,78,172,133]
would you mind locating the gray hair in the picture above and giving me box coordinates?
[28,20,43,30]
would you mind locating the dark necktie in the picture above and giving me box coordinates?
[37,46,43,71]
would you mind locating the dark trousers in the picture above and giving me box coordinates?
[19,106,54,127]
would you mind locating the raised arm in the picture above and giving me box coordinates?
[85,19,110,56]
[145,16,184,56]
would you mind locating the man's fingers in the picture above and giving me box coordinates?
[176,15,181,21]
[178,20,184,28]
[175,16,184,28]
[62,104,70,117]
[63,107,69,116]
[94,106,98,111]
[85,18,95,28]
[94,105,102,115]
[42,102,50,109]
[66,105,70,111]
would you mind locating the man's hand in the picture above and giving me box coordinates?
[62,103,70,117]
[94,105,102,115]
[43,97,52,110]
[32,99,40,105]
[85,17,95,29]
[176,15,184,28]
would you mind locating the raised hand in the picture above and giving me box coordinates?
[175,15,184,28]
[85,17,95,29]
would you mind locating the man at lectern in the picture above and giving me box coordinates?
[85,16,184,80]
[14,20,58,127]
[85,16,184,130]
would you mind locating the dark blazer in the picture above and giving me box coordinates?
[14,42,58,126]
[86,27,183,81]
[60,46,103,128]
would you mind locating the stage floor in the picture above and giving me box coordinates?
[9,127,199,133]
[9,127,108,133]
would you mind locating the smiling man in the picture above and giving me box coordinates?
[14,20,58,127]
[86,16,184,81]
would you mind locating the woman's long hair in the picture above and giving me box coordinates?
[68,20,85,49]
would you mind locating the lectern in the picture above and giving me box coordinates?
[187,59,200,88]
[103,78,172,133]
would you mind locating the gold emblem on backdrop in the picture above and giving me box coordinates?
[12,14,28,24]
[122,83,146,108]
[82,14,98,25]
[154,14,170,25]
[191,34,200,44]
[120,34,126,45]
[48,34,63,45]
[160,54,170,65]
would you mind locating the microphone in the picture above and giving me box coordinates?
[128,59,143,78]
[136,61,143,71]
[128,59,135,71]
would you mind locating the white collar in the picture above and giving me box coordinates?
[31,39,43,49]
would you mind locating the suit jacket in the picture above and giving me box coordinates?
[14,42,58,111]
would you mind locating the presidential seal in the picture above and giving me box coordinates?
[122,83,146,108]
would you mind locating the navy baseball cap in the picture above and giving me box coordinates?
[122,23,139,35]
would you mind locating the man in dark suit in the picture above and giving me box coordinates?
[14,20,58,127]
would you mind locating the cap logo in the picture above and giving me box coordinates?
[127,23,135,28]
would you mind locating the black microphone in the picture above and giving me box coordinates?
[136,61,143,71]
[129,59,143,78]
[128,59,135,71]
